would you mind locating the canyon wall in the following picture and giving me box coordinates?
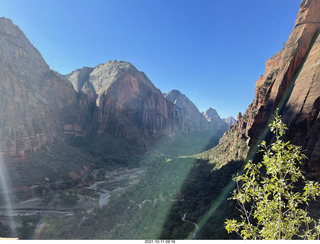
[0,18,90,159]
[201,0,320,175]
[0,17,227,161]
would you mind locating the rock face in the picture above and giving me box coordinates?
[203,108,230,132]
[0,17,53,158]
[201,0,320,174]
[164,91,229,133]
[67,61,179,140]
[224,117,236,126]
[0,17,90,159]
[248,0,320,174]
[203,108,219,121]
[0,16,229,162]
[164,90,208,130]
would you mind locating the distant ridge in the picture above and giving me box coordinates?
[224,116,236,126]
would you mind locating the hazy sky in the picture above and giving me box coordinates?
[1,0,301,118]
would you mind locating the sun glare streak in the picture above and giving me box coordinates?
[188,180,237,239]
[188,36,320,239]
[0,148,17,238]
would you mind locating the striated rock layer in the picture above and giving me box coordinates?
[163,91,229,135]
[164,90,209,131]
[0,15,228,163]
[0,17,91,159]
[0,16,231,165]
[248,0,320,175]
[201,0,320,175]
[67,61,180,141]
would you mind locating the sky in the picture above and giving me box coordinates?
[0,0,302,119]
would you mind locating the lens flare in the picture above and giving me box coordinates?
[188,30,320,239]
[0,149,17,237]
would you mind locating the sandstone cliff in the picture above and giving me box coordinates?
[164,90,209,131]
[67,61,180,141]
[0,16,227,162]
[224,116,236,126]
[164,91,229,134]
[200,0,320,174]
[203,108,219,121]
[248,0,320,174]
[203,107,230,132]
[0,17,90,159]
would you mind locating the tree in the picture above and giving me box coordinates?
[225,114,320,240]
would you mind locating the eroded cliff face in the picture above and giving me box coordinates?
[282,33,320,175]
[0,17,55,159]
[163,91,229,134]
[248,0,320,173]
[203,108,230,129]
[95,62,179,138]
[68,61,180,140]
[224,116,236,126]
[164,90,209,131]
[201,0,320,173]
[0,17,90,159]
[0,16,226,161]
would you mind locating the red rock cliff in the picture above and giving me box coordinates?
[0,18,90,159]
[68,61,180,140]
[201,0,320,173]
[248,0,320,171]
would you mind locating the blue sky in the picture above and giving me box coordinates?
[1,0,301,119]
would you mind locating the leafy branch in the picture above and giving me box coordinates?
[225,113,320,240]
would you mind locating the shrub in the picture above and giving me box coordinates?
[225,114,320,240]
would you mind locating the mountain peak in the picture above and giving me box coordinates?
[68,59,151,97]
[224,116,236,126]
[0,16,49,75]
[0,17,17,34]
[164,90,199,114]
[203,108,219,121]
[163,90,183,103]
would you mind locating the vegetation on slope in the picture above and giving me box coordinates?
[226,115,320,240]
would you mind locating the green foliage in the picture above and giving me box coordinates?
[96,168,107,180]
[35,157,242,239]
[58,190,79,207]
[160,159,243,239]
[225,114,320,240]
[0,221,10,237]
[17,215,41,239]
[196,127,249,169]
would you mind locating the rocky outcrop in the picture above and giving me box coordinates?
[95,62,179,138]
[0,18,52,158]
[200,0,320,173]
[197,50,282,167]
[203,108,219,121]
[2,16,181,160]
[67,61,180,140]
[164,90,208,131]
[164,91,229,134]
[247,0,320,173]
[224,117,236,126]
[0,17,57,159]
[281,29,320,174]
[0,17,90,159]
[0,16,227,161]
[203,108,230,132]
